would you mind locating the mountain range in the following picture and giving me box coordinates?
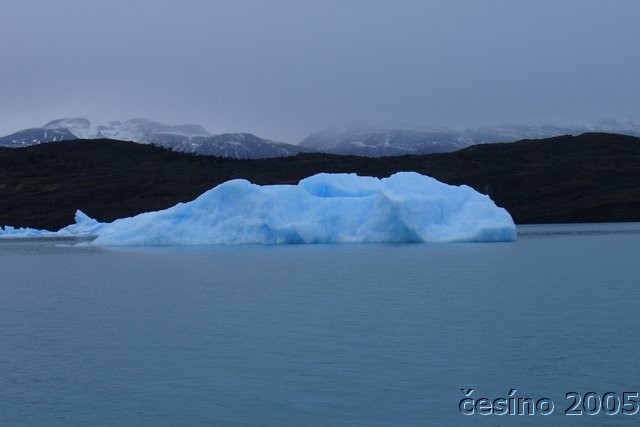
[299,121,640,156]
[2,117,640,158]
[0,118,306,159]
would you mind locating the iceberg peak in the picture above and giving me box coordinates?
[2,172,516,244]
[57,172,516,245]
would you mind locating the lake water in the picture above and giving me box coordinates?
[1,223,639,426]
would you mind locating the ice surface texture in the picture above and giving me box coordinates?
[0,225,50,238]
[54,172,515,245]
[2,173,516,244]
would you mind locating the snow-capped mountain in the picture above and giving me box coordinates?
[0,118,306,159]
[299,126,469,156]
[4,117,640,159]
[299,121,640,156]
[164,133,309,159]
[42,117,213,142]
[0,127,77,148]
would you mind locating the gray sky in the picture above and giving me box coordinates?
[1,0,639,142]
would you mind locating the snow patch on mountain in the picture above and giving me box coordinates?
[43,117,212,141]
[2,117,305,159]
[299,121,640,157]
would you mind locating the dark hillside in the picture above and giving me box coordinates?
[1,133,639,230]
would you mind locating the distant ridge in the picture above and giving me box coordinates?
[299,121,640,156]
[0,117,307,159]
[3,117,640,158]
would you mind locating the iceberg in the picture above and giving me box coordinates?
[2,172,516,245]
[0,225,55,238]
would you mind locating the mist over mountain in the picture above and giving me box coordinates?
[3,117,640,159]
[157,133,310,159]
[0,118,306,159]
[43,117,213,141]
[299,120,640,156]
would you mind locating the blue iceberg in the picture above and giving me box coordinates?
[50,172,515,245]
[2,173,516,244]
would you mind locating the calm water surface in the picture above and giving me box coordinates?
[1,223,639,426]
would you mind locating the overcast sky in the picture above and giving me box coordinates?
[1,0,639,142]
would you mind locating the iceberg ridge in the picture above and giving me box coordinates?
[3,172,516,245]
